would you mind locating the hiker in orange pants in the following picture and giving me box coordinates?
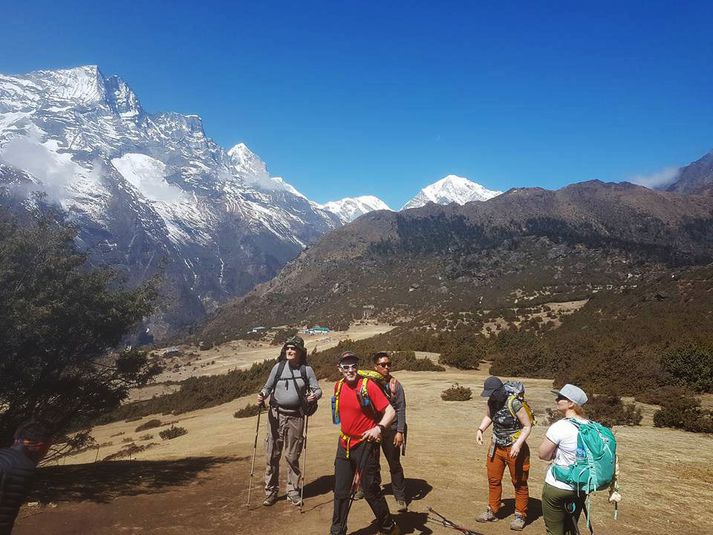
[485,441,530,521]
[476,376,533,531]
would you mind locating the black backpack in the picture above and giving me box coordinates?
[270,360,318,416]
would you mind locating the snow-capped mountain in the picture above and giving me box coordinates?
[319,195,391,223]
[402,174,502,210]
[0,65,340,338]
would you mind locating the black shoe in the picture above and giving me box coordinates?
[262,494,278,506]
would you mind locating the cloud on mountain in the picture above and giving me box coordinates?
[628,166,680,189]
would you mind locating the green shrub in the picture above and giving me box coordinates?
[653,394,713,433]
[438,343,482,369]
[661,346,713,393]
[234,404,262,418]
[586,393,642,427]
[441,383,472,401]
[135,419,162,432]
[635,385,686,406]
[159,425,188,440]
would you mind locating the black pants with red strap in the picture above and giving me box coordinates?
[330,440,394,535]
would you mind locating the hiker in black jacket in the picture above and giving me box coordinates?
[257,335,322,506]
[354,351,408,511]
[0,421,51,535]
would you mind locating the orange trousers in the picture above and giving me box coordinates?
[485,442,530,517]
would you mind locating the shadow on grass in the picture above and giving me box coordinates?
[382,478,433,502]
[304,474,334,499]
[30,456,240,504]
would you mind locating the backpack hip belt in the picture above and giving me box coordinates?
[339,431,371,459]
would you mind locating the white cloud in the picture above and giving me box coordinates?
[628,166,680,189]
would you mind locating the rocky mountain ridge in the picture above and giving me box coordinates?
[0,65,340,337]
[201,180,713,341]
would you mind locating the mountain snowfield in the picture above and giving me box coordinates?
[402,174,502,209]
[318,195,392,223]
[0,65,342,336]
[0,65,503,336]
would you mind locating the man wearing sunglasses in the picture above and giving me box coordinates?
[330,351,400,535]
[369,351,408,512]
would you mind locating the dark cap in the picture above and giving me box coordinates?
[283,335,305,351]
[337,351,359,365]
[481,376,504,398]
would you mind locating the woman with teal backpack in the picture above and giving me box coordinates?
[538,384,618,535]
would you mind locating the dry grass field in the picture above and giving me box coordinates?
[15,338,713,534]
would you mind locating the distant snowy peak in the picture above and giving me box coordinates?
[0,65,142,118]
[228,143,269,180]
[227,142,304,196]
[402,174,502,210]
[319,195,392,223]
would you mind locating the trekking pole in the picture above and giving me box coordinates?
[427,507,485,535]
[299,415,309,513]
[345,440,375,519]
[246,401,264,507]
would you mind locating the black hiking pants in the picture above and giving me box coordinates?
[331,441,394,535]
[374,428,406,502]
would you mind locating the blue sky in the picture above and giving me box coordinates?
[3,1,712,208]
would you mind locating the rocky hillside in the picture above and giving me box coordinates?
[201,180,713,342]
[665,149,713,196]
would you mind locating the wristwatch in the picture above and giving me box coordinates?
[376,424,385,433]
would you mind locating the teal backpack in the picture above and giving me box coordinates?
[552,418,617,493]
[552,418,619,531]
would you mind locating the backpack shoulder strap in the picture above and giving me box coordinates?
[506,394,518,418]
[299,364,311,392]
[270,360,287,393]
[567,417,583,429]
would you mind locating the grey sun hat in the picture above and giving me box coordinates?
[552,384,588,405]
[481,376,504,397]
[337,351,359,365]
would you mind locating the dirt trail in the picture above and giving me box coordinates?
[16,366,713,534]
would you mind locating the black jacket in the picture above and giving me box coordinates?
[0,447,37,534]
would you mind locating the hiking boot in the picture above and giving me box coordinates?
[262,493,278,506]
[510,513,526,531]
[378,521,402,535]
[396,499,408,512]
[286,494,303,506]
[476,507,498,523]
[353,488,364,500]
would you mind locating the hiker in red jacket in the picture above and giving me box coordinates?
[330,351,400,535]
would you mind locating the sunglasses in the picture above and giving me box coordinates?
[556,395,569,402]
[377,362,392,368]
[340,363,358,371]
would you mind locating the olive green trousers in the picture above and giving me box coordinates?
[542,482,586,535]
